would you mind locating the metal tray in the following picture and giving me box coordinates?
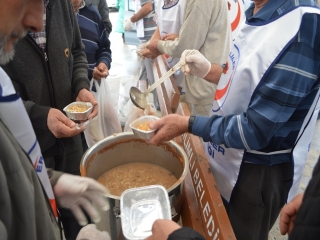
[120,185,171,239]
[63,102,93,121]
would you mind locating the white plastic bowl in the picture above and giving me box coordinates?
[130,116,159,141]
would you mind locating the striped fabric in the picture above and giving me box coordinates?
[77,4,112,79]
[193,0,320,165]
[140,0,157,39]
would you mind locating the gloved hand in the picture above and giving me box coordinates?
[53,174,110,226]
[123,18,134,31]
[76,224,111,240]
[180,49,211,79]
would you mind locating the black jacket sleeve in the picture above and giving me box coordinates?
[289,155,320,240]
[168,227,205,240]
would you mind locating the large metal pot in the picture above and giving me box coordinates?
[80,132,189,239]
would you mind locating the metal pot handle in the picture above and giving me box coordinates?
[169,195,178,219]
[113,206,121,218]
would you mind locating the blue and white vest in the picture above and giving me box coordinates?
[0,67,57,217]
[204,7,320,202]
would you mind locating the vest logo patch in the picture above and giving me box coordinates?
[34,155,44,173]
[163,0,179,9]
[228,0,243,34]
[209,142,225,156]
[212,44,240,112]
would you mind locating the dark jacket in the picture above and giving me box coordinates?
[2,0,90,156]
[0,119,61,240]
[168,227,205,240]
[289,155,320,239]
[77,3,112,80]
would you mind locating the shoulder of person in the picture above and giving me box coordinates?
[83,4,103,20]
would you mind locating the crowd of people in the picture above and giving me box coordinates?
[1,0,320,240]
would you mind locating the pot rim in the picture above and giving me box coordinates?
[80,132,189,200]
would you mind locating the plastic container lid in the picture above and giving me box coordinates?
[120,185,171,239]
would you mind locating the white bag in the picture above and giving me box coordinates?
[117,75,137,125]
[84,78,122,148]
[123,103,157,132]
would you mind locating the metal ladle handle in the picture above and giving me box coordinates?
[144,50,195,95]
[144,61,183,95]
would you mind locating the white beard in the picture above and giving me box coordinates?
[0,31,27,65]
[0,47,15,65]
[0,36,15,65]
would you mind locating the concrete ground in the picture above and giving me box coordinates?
[107,10,320,240]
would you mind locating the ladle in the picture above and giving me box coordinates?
[130,51,194,109]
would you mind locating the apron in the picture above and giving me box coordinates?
[0,67,58,217]
[156,0,185,90]
[228,0,246,41]
[204,7,320,202]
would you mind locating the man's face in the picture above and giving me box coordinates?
[0,0,43,64]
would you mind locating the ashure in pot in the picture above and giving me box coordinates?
[80,132,189,240]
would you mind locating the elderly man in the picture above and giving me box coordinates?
[1,0,99,239]
[147,0,320,239]
[144,0,231,116]
[0,0,110,239]
[2,0,95,177]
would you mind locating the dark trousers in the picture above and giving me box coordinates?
[59,208,92,240]
[44,135,83,175]
[223,162,293,240]
[44,135,84,240]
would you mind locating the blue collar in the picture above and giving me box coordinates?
[245,0,287,21]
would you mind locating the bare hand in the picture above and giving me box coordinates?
[147,114,189,145]
[47,108,83,138]
[93,62,109,80]
[279,193,304,235]
[76,89,98,119]
[140,48,158,59]
[144,219,181,240]
[146,39,161,57]
[161,33,179,41]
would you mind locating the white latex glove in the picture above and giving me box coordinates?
[53,174,110,226]
[76,224,111,240]
[181,49,211,79]
[123,18,134,31]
